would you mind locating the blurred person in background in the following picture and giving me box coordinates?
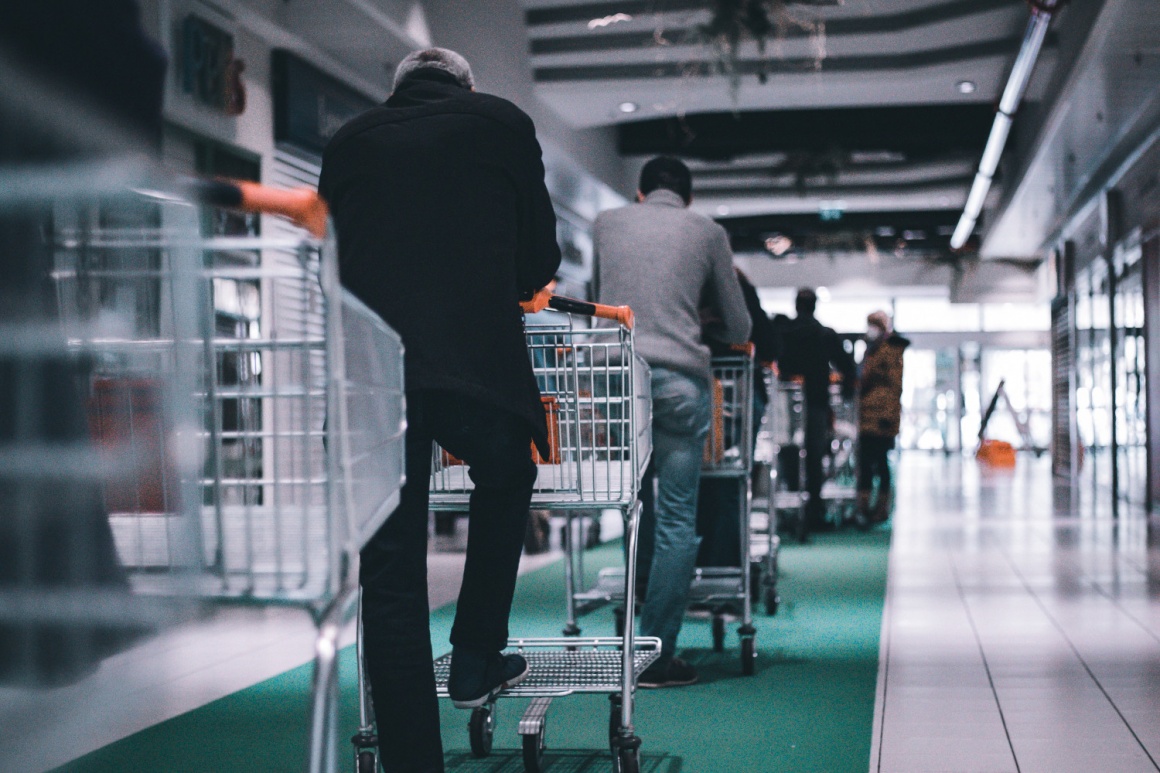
[778,288,857,537]
[0,0,166,687]
[856,311,908,527]
[594,156,750,688]
[320,48,560,773]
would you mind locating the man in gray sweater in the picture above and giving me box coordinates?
[595,156,751,686]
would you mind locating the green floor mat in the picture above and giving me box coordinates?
[57,528,890,773]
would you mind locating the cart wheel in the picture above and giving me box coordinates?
[608,697,622,755]
[522,726,546,773]
[617,747,641,773]
[434,512,457,536]
[741,636,756,676]
[357,750,377,773]
[764,587,780,616]
[711,614,726,653]
[468,704,494,758]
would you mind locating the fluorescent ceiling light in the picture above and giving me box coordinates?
[957,80,977,94]
[589,13,632,29]
[617,101,639,114]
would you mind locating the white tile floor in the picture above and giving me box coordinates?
[870,453,1160,773]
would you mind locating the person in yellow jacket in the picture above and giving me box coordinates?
[856,311,909,526]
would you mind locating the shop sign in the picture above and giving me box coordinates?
[272,50,377,157]
[182,15,246,116]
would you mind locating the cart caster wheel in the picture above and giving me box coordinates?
[468,704,495,758]
[562,622,581,637]
[608,695,622,755]
[711,614,726,653]
[522,726,546,773]
[741,636,756,676]
[616,747,641,773]
[356,749,377,773]
[434,512,457,536]
[764,588,780,616]
[795,514,809,544]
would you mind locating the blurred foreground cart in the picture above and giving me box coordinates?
[25,174,404,773]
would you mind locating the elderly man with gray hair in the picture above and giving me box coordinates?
[320,48,561,772]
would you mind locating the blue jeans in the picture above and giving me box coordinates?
[637,368,711,666]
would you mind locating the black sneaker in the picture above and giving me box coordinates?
[638,657,698,688]
[448,649,530,708]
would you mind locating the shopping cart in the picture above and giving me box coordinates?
[388,293,654,773]
[575,347,761,671]
[763,377,809,552]
[693,348,759,669]
[821,380,860,525]
[41,175,404,773]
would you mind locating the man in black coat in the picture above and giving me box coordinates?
[778,288,857,536]
[319,48,561,772]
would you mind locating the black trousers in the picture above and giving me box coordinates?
[804,398,831,525]
[858,434,894,492]
[360,390,536,773]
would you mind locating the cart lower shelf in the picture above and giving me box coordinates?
[433,636,661,699]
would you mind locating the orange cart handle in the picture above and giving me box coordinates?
[730,342,756,357]
[235,181,329,239]
[189,178,329,239]
[520,288,634,330]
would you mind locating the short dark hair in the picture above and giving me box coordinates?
[795,288,817,316]
[639,156,692,203]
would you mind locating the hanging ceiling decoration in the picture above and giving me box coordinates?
[700,0,835,98]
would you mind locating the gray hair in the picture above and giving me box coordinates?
[393,48,474,90]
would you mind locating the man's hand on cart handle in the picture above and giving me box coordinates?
[520,286,635,330]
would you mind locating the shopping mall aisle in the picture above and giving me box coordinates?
[870,454,1160,773]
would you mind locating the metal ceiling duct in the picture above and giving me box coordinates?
[950,0,1062,250]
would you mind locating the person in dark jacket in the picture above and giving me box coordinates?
[319,48,561,773]
[856,311,908,526]
[696,268,779,568]
[778,288,857,536]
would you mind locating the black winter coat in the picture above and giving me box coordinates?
[778,315,857,404]
[319,71,562,451]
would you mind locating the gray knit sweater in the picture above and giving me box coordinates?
[593,189,751,381]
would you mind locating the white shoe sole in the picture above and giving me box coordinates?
[451,663,530,709]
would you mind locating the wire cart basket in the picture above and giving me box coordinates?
[403,304,654,773]
[751,377,808,603]
[821,381,860,525]
[37,178,404,773]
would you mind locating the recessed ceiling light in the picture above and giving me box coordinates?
[716,205,731,216]
[617,101,639,114]
[957,80,977,94]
